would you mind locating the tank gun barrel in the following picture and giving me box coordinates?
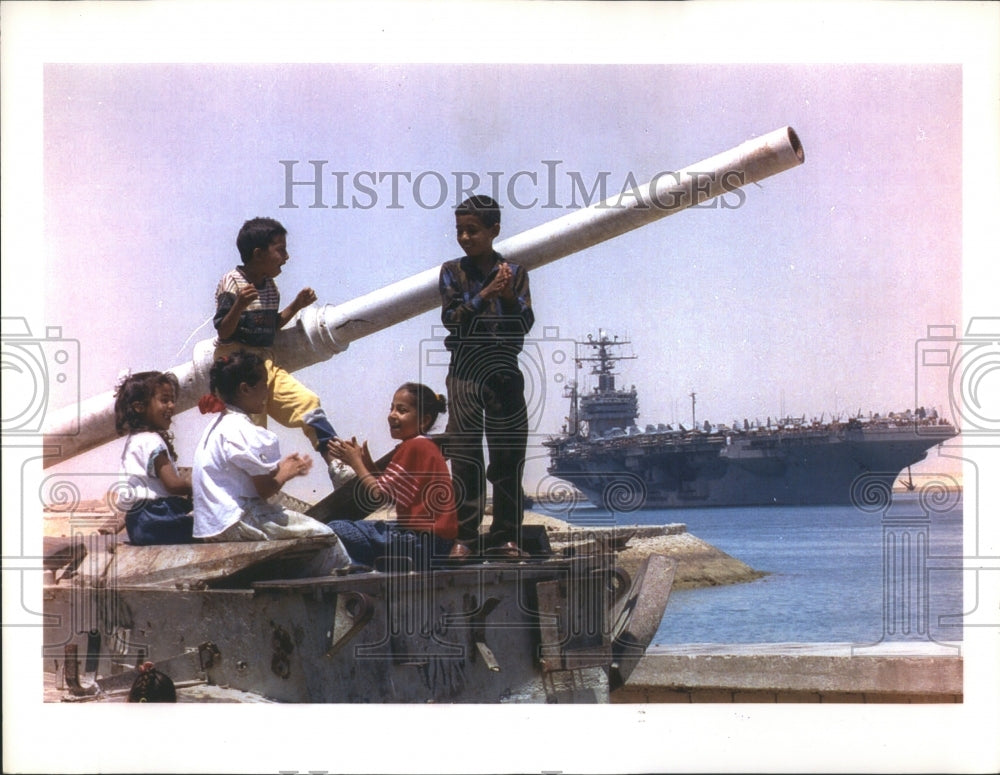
[43,126,804,465]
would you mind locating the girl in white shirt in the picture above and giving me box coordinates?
[114,371,194,545]
[192,350,350,571]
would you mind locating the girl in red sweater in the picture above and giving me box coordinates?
[327,383,458,568]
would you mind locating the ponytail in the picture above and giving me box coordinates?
[208,350,266,405]
[398,382,447,431]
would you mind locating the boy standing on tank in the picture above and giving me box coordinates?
[213,217,341,462]
[439,195,534,558]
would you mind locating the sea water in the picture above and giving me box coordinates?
[544,491,964,645]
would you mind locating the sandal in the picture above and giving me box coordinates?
[486,541,528,559]
[332,563,374,576]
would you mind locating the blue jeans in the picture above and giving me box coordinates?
[125,496,194,545]
[328,520,453,569]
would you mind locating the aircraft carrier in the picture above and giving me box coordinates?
[544,332,958,510]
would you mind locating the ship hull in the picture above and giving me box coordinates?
[548,426,956,510]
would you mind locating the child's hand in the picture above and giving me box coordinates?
[293,287,318,311]
[325,439,346,461]
[480,263,514,300]
[497,264,516,300]
[235,284,259,309]
[360,441,375,471]
[278,452,313,481]
[327,437,364,471]
[482,264,511,300]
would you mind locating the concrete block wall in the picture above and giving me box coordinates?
[612,643,963,704]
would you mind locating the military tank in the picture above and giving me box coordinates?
[39,127,805,702]
[43,513,681,703]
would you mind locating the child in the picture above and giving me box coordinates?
[191,350,351,572]
[114,371,194,545]
[326,383,458,568]
[213,217,348,483]
[438,195,533,558]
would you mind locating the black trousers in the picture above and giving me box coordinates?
[444,368,528,547]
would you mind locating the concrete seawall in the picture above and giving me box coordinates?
[612,642,963,703]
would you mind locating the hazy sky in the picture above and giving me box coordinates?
[36,61,965,501]
[3,3,998,773]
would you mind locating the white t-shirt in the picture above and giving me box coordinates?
[192,408,282,539]
[118,431,176,509]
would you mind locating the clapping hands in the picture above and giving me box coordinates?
[326,437,374,474]
[483,262,514,301]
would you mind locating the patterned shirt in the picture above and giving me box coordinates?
[438,252,534,376]
[213,267,281,347]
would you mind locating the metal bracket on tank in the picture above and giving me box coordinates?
[602,566,631,608]
[270,623,295,679]
[608,555,676,691]
[326,591,375,658]
[472,597,502,672]
[63,644,98,696]
[198,641,221,670]
[536,565,625,674]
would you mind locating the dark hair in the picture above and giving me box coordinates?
[209,350,267,405]
[236,217,287,264]
[455,195,501,229]
[114,371,181,459]
[397,382,447,432]
[127,662,177,703]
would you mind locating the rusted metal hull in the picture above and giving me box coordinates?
[43,538,675,703]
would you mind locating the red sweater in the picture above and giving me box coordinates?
[376,436,458,539]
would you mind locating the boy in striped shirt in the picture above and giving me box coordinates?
[213,217,342,469]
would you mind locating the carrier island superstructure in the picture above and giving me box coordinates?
[544,332,958,510]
